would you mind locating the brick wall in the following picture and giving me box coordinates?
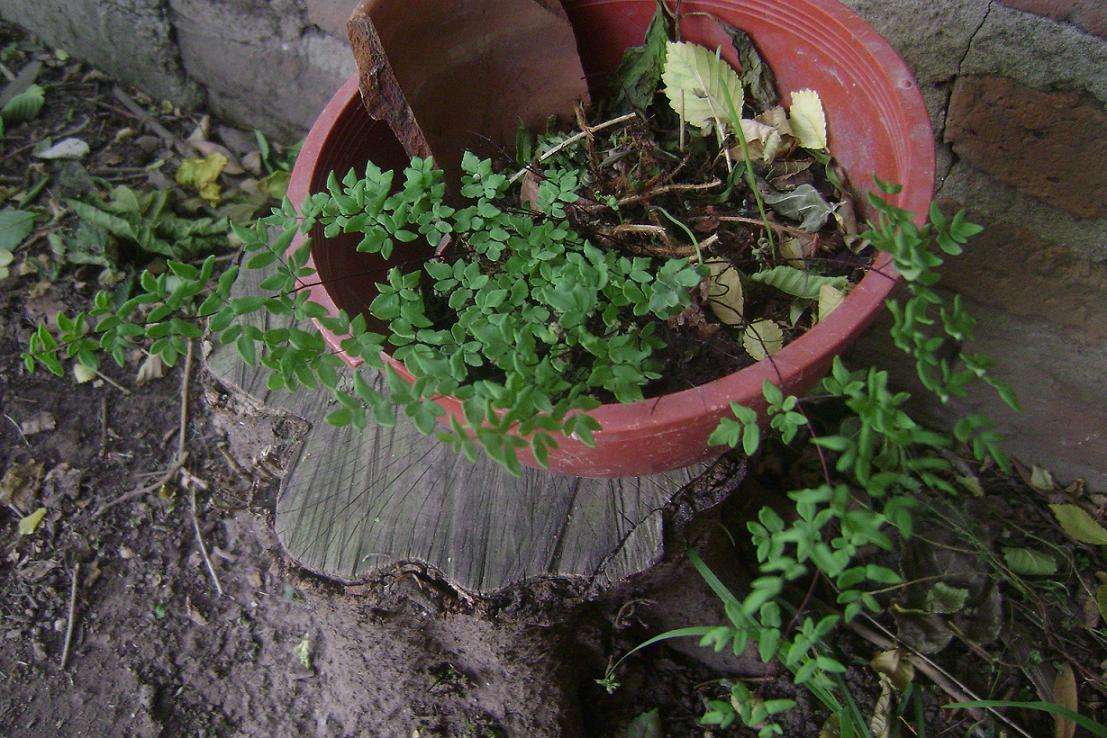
[2,0,1104,487]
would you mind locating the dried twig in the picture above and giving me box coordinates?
[509,112,638,185]
[706,214,815,239]
[3,414,30,448]
[91,455,186,519]
[111,86,191,156]
[177,340,194,462]
[617,179,723,208]
[849,616,1035,738]
[99,396,109,456]
[94,370,131,396]
[60,562,79,671]
[190,487,224,596]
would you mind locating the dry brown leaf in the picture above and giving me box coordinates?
[705,259,744,326]
[1052,663,1077,738]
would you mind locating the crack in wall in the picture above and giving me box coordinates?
[937,0,994,195]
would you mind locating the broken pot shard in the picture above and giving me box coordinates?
[347,0,590,188]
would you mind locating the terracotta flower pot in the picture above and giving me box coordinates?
[287,0,934,478]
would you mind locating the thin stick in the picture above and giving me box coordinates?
[111,86,191,156]
[3,414,30,448]
[709,215,815,239]
[177,340,194,462]
[60,562,79,671]
[849,617,1035,738]
[99,396,108,456]
[509,113,637,185]
[617,179,723,208]
[190,487,223,596]
[91,455,186,519]
[95,370,131,396]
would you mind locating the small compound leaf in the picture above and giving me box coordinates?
[1049,504,1107,546]
[705,259,744,326]
[789,88,827,150]
[18,507,48,536]
[1002,547,1058,576]
[742,319,784,360]
[662,41,744,135]
[926,581,970,614]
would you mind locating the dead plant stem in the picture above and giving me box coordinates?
[60,562,79,671]
[190,487,224,596]
[508,112,637,185]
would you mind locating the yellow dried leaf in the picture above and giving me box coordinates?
[735,119,783,163]
[72,363,96,384]
[706,259,744,326]
[818,283,845,322]
[176,152,228,204]
[1052,663,1077,738]
[742,319,784,360]
[1030,464,1055,492]
[789,89,827,150]
[18,507,47,536]
[780,237,805,268]
[662,42,744,135]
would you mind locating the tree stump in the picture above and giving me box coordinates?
[205,267,742,597]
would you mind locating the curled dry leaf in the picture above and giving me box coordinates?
[72,363,97,384]
[742,318,784,360]
[705,258,744,326]
[136,353,167,385]
[735,119,783,163]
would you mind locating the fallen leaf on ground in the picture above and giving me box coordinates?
[762,184,834,232]
[1049,503,1107,545]
[735,118,783,163]
[176,152,228,204]
[293,633,313,669]
[20,411,55,436]
[789,88,827,150]
[72,363,97,384]
[1002,546,1058,576]
[0,209,36,250]
[34,137,90,160]
[0,460,45,511]
[625,708,663,738]
[18,507,47,536]
[1030,464,1055,492]
[1052,663,1077,738]
[926,581,970,614]
[135,353,166,385]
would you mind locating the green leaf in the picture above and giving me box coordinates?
[662,41,744,134]
[1049,504,1107,545]
[0,209,35,250]
[1001,547,1057,576]
[750,266,847,301]
[1,84,45,124]
[611,4,670,111]
[926,581,970,614]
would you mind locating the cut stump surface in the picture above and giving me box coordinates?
[204,267,740,597]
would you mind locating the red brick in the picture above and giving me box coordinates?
[997,0,1107,39]
[945,75,1107,218]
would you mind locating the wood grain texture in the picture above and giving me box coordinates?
[205,266,706,596]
